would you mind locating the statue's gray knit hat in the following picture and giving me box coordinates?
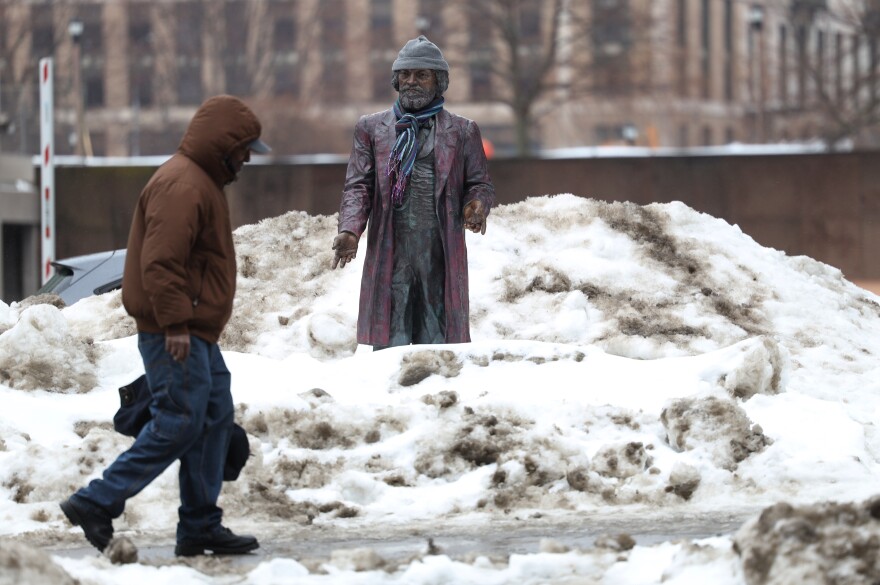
[392,35,449,71]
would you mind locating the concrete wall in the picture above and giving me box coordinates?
[44,152,880,286]
[484,153,880,281]
[0,155,39,302]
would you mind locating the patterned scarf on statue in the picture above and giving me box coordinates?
[387,96,444,205]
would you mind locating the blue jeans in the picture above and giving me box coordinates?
[72,333,234,540]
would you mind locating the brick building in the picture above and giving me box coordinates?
[0,0,878,156]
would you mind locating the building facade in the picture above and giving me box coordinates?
[0,0,878,157]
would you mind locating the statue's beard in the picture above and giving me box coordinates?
[399,87,435,111]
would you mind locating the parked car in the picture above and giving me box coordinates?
[37,249,126,306]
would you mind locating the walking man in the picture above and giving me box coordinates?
[61,95,269,556]
[332,35,495,349]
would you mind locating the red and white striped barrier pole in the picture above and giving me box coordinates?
[39,58,55,284]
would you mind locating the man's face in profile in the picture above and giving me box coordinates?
[225,144,252,183]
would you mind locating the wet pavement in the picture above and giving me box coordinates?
[44,510,750,570]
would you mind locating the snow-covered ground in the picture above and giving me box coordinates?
[1,194,879,584]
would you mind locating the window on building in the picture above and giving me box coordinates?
[2,224,29,302]
[468,10,494,101]
[31,25,54,60]
[370,0,394,101]
[796,26,807,108]
[322,67,346,103]
[518,0,541,46]
[723,0,733,102]
[85,75,104,108]
[320,0,346,103]
[178,70,202,105]
[80,23,104,58]
[320,0,346,51]
[591,0,633,96]
[700,0,711,100]
[678,124,689,147]
[88,130,106,156]
[224,1,250,96]
[417,0,446,47]
[129,5,153,107]
[595,125,615,145]
[138,129,180,156]
[176,5,201,56]
[869,4,880,107]
[779,25,789,105]
[81,18,103,55]
[470,62,493,102]
[370,0,394,41]
[370,0,393,49]
[275,63,300,98]
[130,22,151,54]
[30,5,54,60]
[701,125,712,145]
[852,35,861,108]
[370,64,391,102]
[134,77,156,111]
[131,73,153,107]
[594,123,636,145]
[270,1,300,98]
[274,26,299,96]
[870,36,879,104]
[801,124,813,140]
[816,30,826,97]
[75,5,105,114]
[175,0,204,106]
[676,0,688,97]
[835,32,844,103]
[274,18,296,53]
[0,5,6,59]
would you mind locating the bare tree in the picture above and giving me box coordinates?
[0,0,78,154]
[778,0,880,149]
[455,0,678,155]
[564,0,676,146]
[245,0,338,154]
[567,0,661,98]
[458,0,566,156]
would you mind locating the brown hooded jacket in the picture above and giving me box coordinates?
[122,95,262,342]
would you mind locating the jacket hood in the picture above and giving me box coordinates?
[178,95,263,186]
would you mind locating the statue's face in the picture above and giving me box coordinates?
[396,69,437,111]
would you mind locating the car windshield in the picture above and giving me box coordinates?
[36,266,74,296]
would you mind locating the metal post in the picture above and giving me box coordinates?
[39,58,55,285]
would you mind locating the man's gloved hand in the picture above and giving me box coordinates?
[463,200,487,235]
[332,231,359,269]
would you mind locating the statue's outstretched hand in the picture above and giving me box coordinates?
[332,231,359,269]
[463,200,487,235]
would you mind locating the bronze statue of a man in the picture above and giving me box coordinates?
[333,35,495,349]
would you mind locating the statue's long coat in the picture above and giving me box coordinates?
[339,108,495,346]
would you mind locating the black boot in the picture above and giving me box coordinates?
[175,526,259,556]
[60,497,114,552]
